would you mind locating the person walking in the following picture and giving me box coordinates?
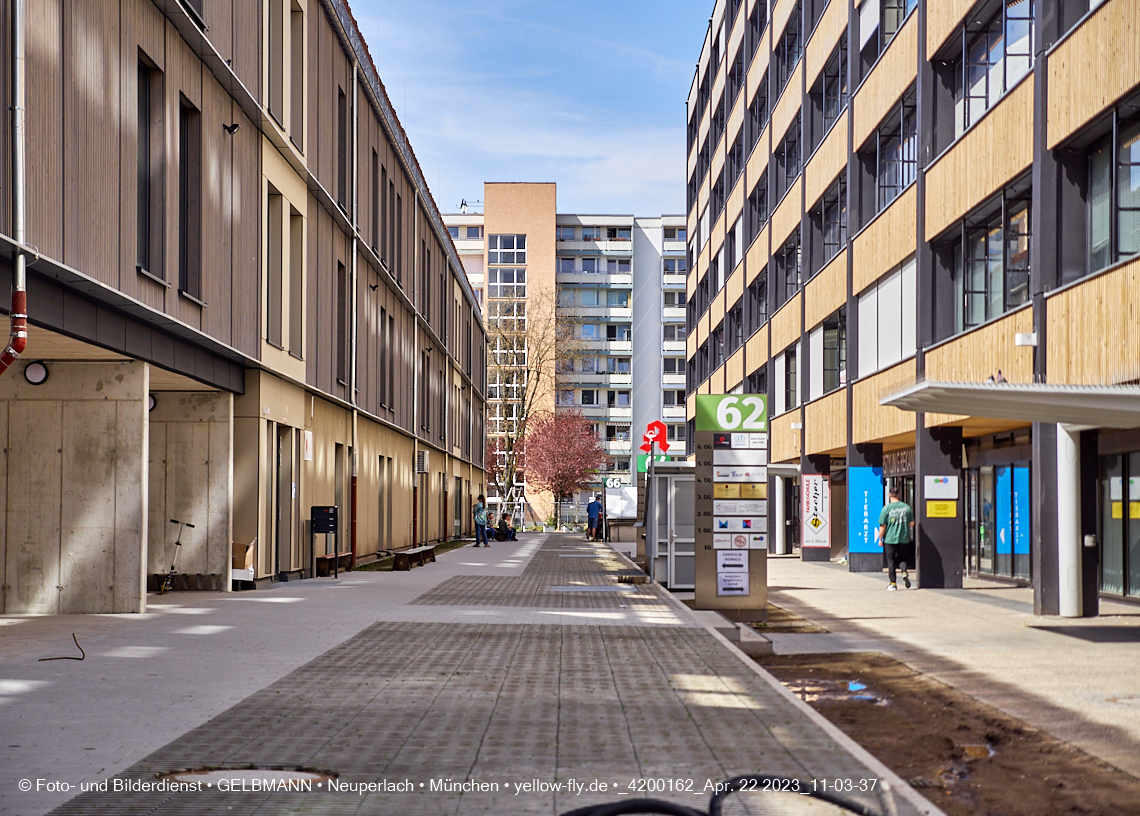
[878,485,915,590]
[473,494,489,548]
[586,496,603,541]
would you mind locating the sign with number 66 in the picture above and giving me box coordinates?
[695,394,768,432]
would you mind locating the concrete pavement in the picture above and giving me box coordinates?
[764,554,1140,780]
[0,535,941,816]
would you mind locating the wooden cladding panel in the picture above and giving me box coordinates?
[806,388,847,455]
[688,136,698,178]
[26,0,64,259]
[745,129,770,184]
[230,0,261,102]
[1048,1,1140,149]
[687,330,697,361]
[769,410,801,464]
[852,359,916,444]
[200,82,236,343]
[927,0,973,57]
[772,0,798,46]
[728,93,746,145]
[1047,255,1140,385]
[709,288,727,333]
[711,137,726,181]
[852,15,917,149]
[727,171,746,227]
[231,102,262,358]
[697,307,710,348]
[771,64,803,148]
[926,76,1034,239]
[747,32,771,99]
[771,292,801,355]
[924,307,1034,384]
[746,224,769,285]
[688,394,697,420]
[712,55,726,103]
[804,117,847,209]
[770,178,802,249]
[805,0,849,89]
[805,249,846,331]
[726,346,745,391]
[726,261,745,307]
[853,184,916,294]
[745,330,766,371]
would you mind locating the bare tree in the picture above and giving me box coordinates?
[524,410,607,527]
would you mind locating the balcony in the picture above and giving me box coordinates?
[663,274,687,287]
[565,306,633,320]
[663,340,686,353]
[557,272,634,286]
[662,373,686,387]
[559,372,633,386]
[605,440,633,453]
[663,306,686,321]
[576,338,633,352]
[555,240,634,255]
[662,406,687,420]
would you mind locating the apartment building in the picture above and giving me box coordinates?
[445,184,686,517]
[0,0,486,614]
[687,0,1140,615]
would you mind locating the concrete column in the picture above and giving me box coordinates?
[915,422,964,588]
[1056,423,1082,618]
[773,477,786,555]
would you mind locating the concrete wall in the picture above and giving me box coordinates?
[0,361,148,614]
[147,392,233,584]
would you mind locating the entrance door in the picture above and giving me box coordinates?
[275,425,294,578]
[668,476,695,589]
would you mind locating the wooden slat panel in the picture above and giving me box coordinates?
[926,76,1034,240]
[805,0,848,90]
[770,177,802,249]
[745,128,770,183]
[726,258,745,306]
[772,0,797,46]
[27,0,64,260]
[770,63,802,148]
[232,110,261,358]
[804,116,847,209]
[727,171,746,227]
[1047,255,1140,385]
[770,409,801,464]
[1048,0,1140,149]
[728,93,745,144]
[771,292,801,354]
[927,0,973,57]
[709,287,727,332]
[746,223,768,284]
[852,359,915,444]
[230,0,259,102]
[746,29,770,98]
[924,307,1034,383]
[806,387,846,455]
[853,184,916,294]
[805,248,846,330]
[711,136,726,180]
[201,81,235,344]
[745,328,766,371]
[852,15,917,149]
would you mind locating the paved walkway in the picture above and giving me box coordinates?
[765,555,1140,779]
[0,535,941,816]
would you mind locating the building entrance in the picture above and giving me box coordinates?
[1099,451,1140,599]
[965,464,1031,582]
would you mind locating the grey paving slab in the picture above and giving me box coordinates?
[0,536,939,816]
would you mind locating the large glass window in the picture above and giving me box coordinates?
[747,272,768,334]
[1100,452,1140,598]
[1089,118,1140,273]
[487,267,526,299]
[776,117,801,202]
[776,230,801,306]
[822,309,847,394]
[821,41,848,133]
[821,177,847,266]
[955,0,1034,138]
[774,2,802,95]
[488,234,526,264]
[784,346,797,410]
[875,91,917,212]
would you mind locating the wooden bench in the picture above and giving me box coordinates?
[315,551,353,577]
[392,545,437,571]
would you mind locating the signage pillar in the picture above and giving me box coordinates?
[801,454,831,562]
[693,395,768,620]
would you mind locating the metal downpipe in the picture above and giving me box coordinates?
[1,0,28,376]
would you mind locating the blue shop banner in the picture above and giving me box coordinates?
[1013,465,1030,555]
[995,466,1012,557]
[849,466,884,554]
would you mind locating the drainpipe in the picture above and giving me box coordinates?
[349,61,359,568]
[1,0,29,377]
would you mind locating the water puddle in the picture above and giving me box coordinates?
[785,678,887,705]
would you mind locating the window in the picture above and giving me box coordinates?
[395,192,403,281]
[582,226,601,240]
[607,227,632,241]
[557,257,575,273]
[606,258,631,273]
[776,229,801,306]
[288,207,303,356]
[726,128,745,189]
[747,0,767,65]
[608,390,630,407]
[726,300,744,356]
[747,363,767,395]
[606,290,630,308]
[775,2,802,94]
[606,324,632,341]
[822,309,847,395]
[746,171,769,245]
[775,116,801,201]
[266,190,284,347]
[607,357,631,374]
[337,87,348,209]
[954,0,1034,138]
[666,423,684,441]
[582,257,600,273]
[487,268,526,299]
[606,424,631,442]
[860,0,916,69]
[580,323,600,340]
[466,226,483,239]
[873,90,917,212]
[581,390,598,406]
[747,273,768,333]
[857,257,917,378]
[710,323,725,369]
[664,227,687,241]
[727,45,745,112]
[663,389,686,407]
[178,98,202,301]
[747,74,769,153]
[663,357,683,375]
[663,258,687,274]
[663,324,687,342]
[950,185,1032,333]
[784,346,798,410]
[816,40,848,141]
[664,291,687,308]
[336,261,347,383]
[371,151,380,251]
[488,234,526,264]
[487,300,526,331]
[1089,117,1140,273]
[710,91,726,149]
[820,177,847,269]
[557,226,576,240]
[137,57,163,277]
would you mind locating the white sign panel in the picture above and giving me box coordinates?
[717,550,749,570]
[713,466,768,482]
[924,474,959,500]
[748,533,767,549]
[749,433,768,449]
[717,571,750,595]
[713,499,767,516]
[303,430,314,462]
[802,473,830,549]
[714,449,769,467]
[715,517,765,532]
[712,533,739,549]
[731,433,749,449]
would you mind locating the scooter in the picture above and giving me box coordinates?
[159,518,195,595]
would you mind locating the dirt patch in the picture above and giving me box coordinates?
[759,653,1140,816]
[747,602,830,633]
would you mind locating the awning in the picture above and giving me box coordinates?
[881,381,1140,429]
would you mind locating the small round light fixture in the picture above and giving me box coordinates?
[23,361,48,385]
[149,394,157,412]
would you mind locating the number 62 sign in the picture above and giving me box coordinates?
[695,394,768,432]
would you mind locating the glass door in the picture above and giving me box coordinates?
[668,476,695,589]
[1101,452,1140,597]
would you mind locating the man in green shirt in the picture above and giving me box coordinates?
[878,486,915,590]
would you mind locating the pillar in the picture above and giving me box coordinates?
[915,421,963,588]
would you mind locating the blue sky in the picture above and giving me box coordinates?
[353,1,711,217]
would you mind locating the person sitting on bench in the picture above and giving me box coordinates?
[496,513,517,541]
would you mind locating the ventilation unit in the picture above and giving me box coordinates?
[415,450,430,473]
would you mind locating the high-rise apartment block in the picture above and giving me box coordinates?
[446,185,687,519]
[0,0,486,614]
[688,0,1140,614]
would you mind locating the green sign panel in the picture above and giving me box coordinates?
[636,453,673,473]
[695,394,768,433]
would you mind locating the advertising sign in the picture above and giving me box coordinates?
[848,466,884,554]
[696,394,768,432]
[802,474,830,549]
[926,500,957,518]
[924,474,959,500]
[713,499,767,515]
